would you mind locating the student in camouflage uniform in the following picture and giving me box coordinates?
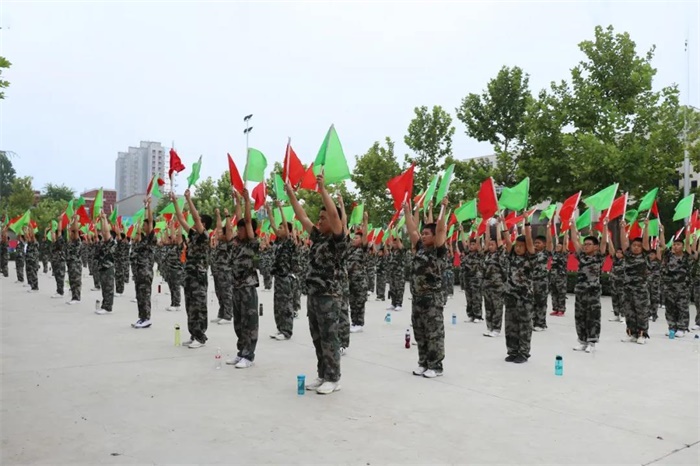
[211,209,233,325]
[172,190,211,348]
[39,234,50,274]
[570,218,608,352]
[266,202,295,340]
[375,247,387,301]
[348,213,369,333]
[15,234,25,283]
[81,239,89,269]
[501,216,535,364]
[366,245,376,298]
[49,228,65,297]
[549,232,569,317]
[95,212,117,315]
[131,201,155,328]
[405,198,448,378]
[114,231,130,297]
[90,235,102,291]
[336,198,351,353]
[291,233,303,318]
[442,242,455,301]
[164,222,184,312]
[481,222,506,337]
[259,237,273,291]
[609,248,626,323]
[388,237,406,311]
[286,173,345,395]
[659,225,691,337]
[618,219,652,344]
[24,226,40,292]
[531,230,553,331]
[66,215,83,304]
[647,250,662,322]
[0,225,9,278]
[460,236,483,323]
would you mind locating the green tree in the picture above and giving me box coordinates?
[0,56,11,100]
[193,176,218,216]
[42,183,75,203]
[4,176,35,216]
[404,105,455,190]
[33,198,67,230]
[444,155,495,204]
[352,137,401,225]
[0,151,16,201]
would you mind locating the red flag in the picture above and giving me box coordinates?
[387,210,401,230]
[476,218,488,237]
[628,221,642,239]
[689,210,699,233]
[60,213,70,229]
[374,230,385,245]
[651,200,659,218]
[367,230,375,243]
[126,225,135,238]
[504,209,536,229]
[477,178,498,220]
[283,140,305,187]
[605,193,628,221]
[549,222,557,238]
[386,164,415,211]
[227,153,245,194]
[169,149,186,178]
[299,164,319,191]
[559,191,582,232]
[448,213,458,227]
[251,182,266,210]
[76,206,91,225]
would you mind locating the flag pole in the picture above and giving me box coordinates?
[285,137,291,184]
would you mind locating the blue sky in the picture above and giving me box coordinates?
[2,1,698,195]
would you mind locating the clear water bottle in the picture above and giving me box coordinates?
[215,348,222,369]
[555,355,563,376]
[451,313,457,325]
[385,312,391,324]
[94,299,101,311]
[174,324,181,346]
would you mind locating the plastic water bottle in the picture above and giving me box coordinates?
[259,303,263,316]
[157,284,161,293]
[405,329,411,349]
[297,374,305,395]
[669,330,676,340]
[555,355,563,376]
[94,299,101,311]
[385,312,391,324]
[174,324,181,346]
[451,313,457,325]
[215,348,222,369]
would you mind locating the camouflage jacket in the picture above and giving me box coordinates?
[96,239,117,270]
[505,250,533,295]
[482,248,507,284]
[165,243,184,273]
[532,250,552,281]
[231,238,260,288]
[411,240,447,298]
[575,251,605,289]
[388,248,407,280]
[662,250,691,284]
[460,250,483,280]
[211,240,232,273]
[622,249,649,285]
[185,228,210,275]
[346,245,367,287]
[132,232,156,277]
[116,240,130,266]
[51,237,65,263]
[259,247,273,273]
[39,240,51,260]
[551,251,568,275]
[15,240,25,262]
[306,227,347,297]
[271,237,294,277]
[25,241,39,264]
[66,239,82,265]
[647,258,661,280]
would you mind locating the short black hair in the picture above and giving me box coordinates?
[120,233,126,240]
[320,205,343,219]
[535,235,546,242]
[236,218,258,237]
[631,237,643,244]
[516,235,526,243]
[673,239,684,245]
[200,214,213,231]
[469,238,477,244]
[110,230,117,239]
[422,223,437,235]
[286,222,293,232]
[583,235,599,246]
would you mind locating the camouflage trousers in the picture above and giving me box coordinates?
[664,281,690,331]
[26,260,39,290]
[274,275,294,338]
[52,261,65,295]
[232,286,259,361]
[135,272,154,320]
[67,260,82,302]
[411,294,445,371]
[213,270,233,320]
[15,259,24,282]
[504,291,533,359]
[574,286,601,343]
[389,273,405,307]
[532,278,549,328]
[0,253,8,277]
[464,277,483,319]
[694,281,700,326]
[41,258,49,274]
[366,266,375,296]
[166,268,183,307]
[308,295,341,382]
[292,275,301,313]
[483,281,504,332]
[184,271,208,344]
[99,267,115,312]
[338,279,350,348]
[442,269,454,300]
[81,253,88,268]
[91,260,101,289]
[550,273,567,313]
[375,272,387,300]
[349,281,368,327]
[262,271,272,290]
[115,261,129,295]
[623,280,650,336]
[611,277,625,317]
[648,276,661,317]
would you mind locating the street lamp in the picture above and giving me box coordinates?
[243,114,253,152]
[683,105,699,197]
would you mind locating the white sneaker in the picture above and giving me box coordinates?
[316,380,341,395]
[114,293,122,297]
[621,335,638,343]
[270,333,281,339]
[394,306,402,312]
[423,369,443,378]
[636,337,647,345]
[51,294,63,299]
[234,358,254,369]
[181,340,194,347]
[474,318,483,323]
[226,356,242,365]
[350,325,363,333]
[132,319,152,329]
[210,317,221,323]
[340,347,347,356]
[91,287,100,291]
[490,331,501,337]
[412,366,427,376]
[166,306,180,312]
[609,315,622,322]
[483,330,493,337]
[305,377,324,390]
[676,330,686,338]
[691,325,700,331]
[585,343,595,353]
[188,340,205,349]
[386,304,394,311]
[27,289,39,293]
[218,319,231,325]
[533,326,545,332]
[66,300,80,305]
[94,309,109,315]
[130,298,137,303]
[573,343,588,351]
[274,333,289,341]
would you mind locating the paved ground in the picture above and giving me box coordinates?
[1,268,698,465]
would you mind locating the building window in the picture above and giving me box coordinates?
[693,180,698,189]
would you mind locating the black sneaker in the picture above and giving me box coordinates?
[505,355,517,362]
[513,356,528,364]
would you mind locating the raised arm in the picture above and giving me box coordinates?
[404,201,420,248]
[284,181,314,233]
[223,208,234,242]
[546,220,554,252]
[642,218,650,251]
[318,174,343,236]
[524,222,535,255]
[242,189,254,240]
[501,215,513,253]
[361,211,369,247]
[600,217,608,253]
[100,212,110,242]
[337,194,348,235]
[658,222,666,255]
[171,192,189,231]
[264,203,280,237]
[215,208,223,235]
[185,189,204,234]
[143,198,153,235]
[570,218,582,253]
[620,220,629,251]
[278,201,289,239]
[435,198,447,248]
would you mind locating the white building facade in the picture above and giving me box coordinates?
[115,141,169,201]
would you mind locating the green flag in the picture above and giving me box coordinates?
[274,173,289,202]
[10,210,31,234]
[455,200,478,222]
[243,148,267,182]
[435,164,456,203]
[499,178,530,211]
[154,221,168,231]
[92,188,103,220]
[65,199,75,219]
[313,124,351,184]
[423,174,440,214]
[348,203,364,226]
[584,183,618,211]
[638,188,659,211]
[75,196,86,208]
[448,224,455,239]
[396,213,406,231]
[187,156,203,188]
[109,207,118,225]
[261,219,271,233]
[624,209,639,223]
[273,205,295,227]
[673,193,695,221]
[576,208,592,230]
[539,203,556,220]
[132,208,145,226]
[160,198,185,215]
[647,218,659,236]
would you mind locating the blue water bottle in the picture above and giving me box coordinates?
[297,375,305,395]
[385,312,391,324]
[555,355,563,376]
[451,313,457,325]
[669,330,676,340]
